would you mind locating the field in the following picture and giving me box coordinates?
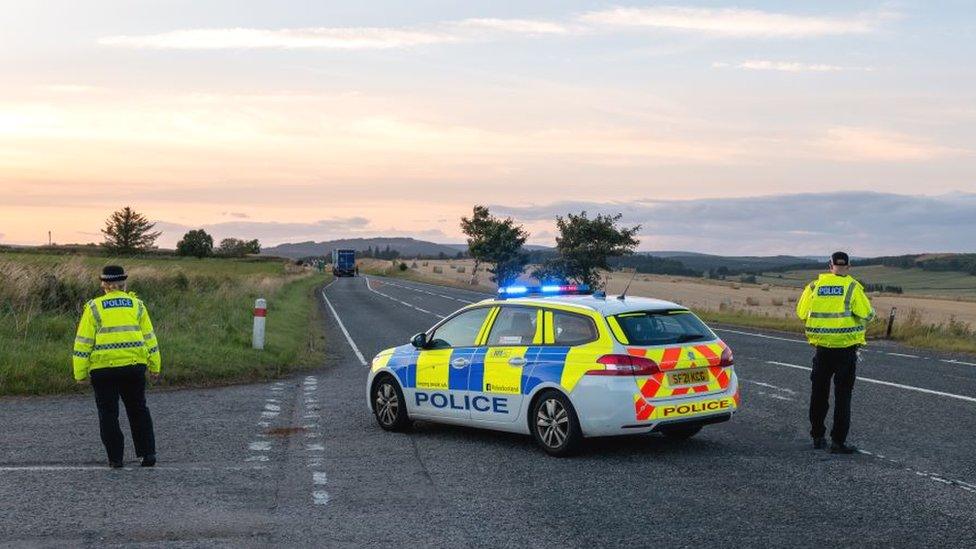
[0,252,328,395]
[366,258,976,354]
[754,265,976,300]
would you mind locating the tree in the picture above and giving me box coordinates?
[217,238,261,258]
[101,206,161,254]
[534,211,640,288]
[460,205,529,286]
[176,229,214,258]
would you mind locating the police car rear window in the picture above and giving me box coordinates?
[612,310,714,346]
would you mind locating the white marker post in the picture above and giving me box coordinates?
[253,298,267,350]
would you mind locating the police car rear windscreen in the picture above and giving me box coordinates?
[612,310,715,346]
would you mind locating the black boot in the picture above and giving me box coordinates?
[813,437,826,449]
[141,454,156,467]
[829,442,858,454]
[108,460,124,468]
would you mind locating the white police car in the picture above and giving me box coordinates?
[367,284,739,456]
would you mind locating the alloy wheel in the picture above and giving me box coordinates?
[536,398,569,448]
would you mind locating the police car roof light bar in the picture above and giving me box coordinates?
[497,284,591,299]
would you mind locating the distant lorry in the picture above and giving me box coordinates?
[332,248,357,277]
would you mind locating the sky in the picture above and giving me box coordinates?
[0,0,973,256]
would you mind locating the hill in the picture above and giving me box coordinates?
[262,237,462,259]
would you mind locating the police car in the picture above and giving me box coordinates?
[367,284,739,456]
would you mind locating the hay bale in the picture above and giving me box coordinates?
[746,297,760,306]
[731,282,741,290]
[432,266,443,274]
[761,284,771,291]
[456,266,466,273]
[422,261,429,267]
[771,297,784,306]
[411,262,418,268]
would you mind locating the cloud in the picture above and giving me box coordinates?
[453,18,575,35]
[491,192,976,256]
[222,212,250,219]
[713,60,868,72]
[579,6,886,38]
[97,17,573,51]
[155,217,371,245]
[98,27,458,50]
[816,127,966,162]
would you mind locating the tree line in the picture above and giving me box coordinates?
[99,206,260,258]
[460,205,640,289]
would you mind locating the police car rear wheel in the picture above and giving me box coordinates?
[531,391,582,457]
[659,423,702,440]
[372,376,410,431]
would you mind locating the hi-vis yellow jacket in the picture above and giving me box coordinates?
[72,291,161,381]
[796,273,875,348]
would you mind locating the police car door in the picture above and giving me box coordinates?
[472,305,543,423]
[413,306,495,421]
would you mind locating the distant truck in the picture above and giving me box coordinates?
[332,248,357,277]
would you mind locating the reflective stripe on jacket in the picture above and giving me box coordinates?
[795,273,875,348]
[72,291,161,381]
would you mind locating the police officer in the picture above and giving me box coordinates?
[796,252,874,454]
[73,265,160,468]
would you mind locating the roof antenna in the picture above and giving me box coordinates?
[617,268,639,300]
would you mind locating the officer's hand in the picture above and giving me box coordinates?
[149,372,161,383]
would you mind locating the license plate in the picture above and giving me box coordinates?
[667,369,709,387]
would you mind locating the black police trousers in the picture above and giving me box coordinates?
[809,346,858,444]
[90,364,156,463]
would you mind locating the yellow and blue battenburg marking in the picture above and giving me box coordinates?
[379,344,575,395]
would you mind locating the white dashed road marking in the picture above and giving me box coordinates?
[377,279,477,304]
[364,276,446,319]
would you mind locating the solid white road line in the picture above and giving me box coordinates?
[887,352,920,359]
[364,276,446,319]
[321,289,368,366]
[766,361,976,403]
[713,328,807,344]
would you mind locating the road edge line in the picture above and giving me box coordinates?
[321,289,367,366]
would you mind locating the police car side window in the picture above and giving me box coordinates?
[552,311,598,345]
[487,307,540,346]
[428,307,492,349]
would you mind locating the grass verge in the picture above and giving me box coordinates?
[0,253,329,395]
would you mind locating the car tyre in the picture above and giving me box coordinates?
[531,390,582,457]
[372,375,411,431]
[659,423,702,440]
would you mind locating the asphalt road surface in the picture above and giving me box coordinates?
[2,274,975,547]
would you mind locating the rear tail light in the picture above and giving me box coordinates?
[719,346,734,367]
[587,354,661,376]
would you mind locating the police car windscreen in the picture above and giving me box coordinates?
[613,310,715,346]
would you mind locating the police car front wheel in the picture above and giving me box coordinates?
[372,376,411,431]
[531,390,582,457]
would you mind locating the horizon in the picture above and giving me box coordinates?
[1,1,974,255]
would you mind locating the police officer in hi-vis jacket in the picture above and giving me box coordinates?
[796,252,874,454]
[73,265,160,468]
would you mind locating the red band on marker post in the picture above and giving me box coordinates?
[254,308,267,317]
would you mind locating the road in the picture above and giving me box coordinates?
[2,274,975,547]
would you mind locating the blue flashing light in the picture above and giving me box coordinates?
[497,283,592,299]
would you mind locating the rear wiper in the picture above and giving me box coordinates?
[675,334,706,343]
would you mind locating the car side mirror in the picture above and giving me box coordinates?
[410,332,428,349]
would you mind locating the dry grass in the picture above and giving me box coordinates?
[0,253,326,395]
[367,258,976,355]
